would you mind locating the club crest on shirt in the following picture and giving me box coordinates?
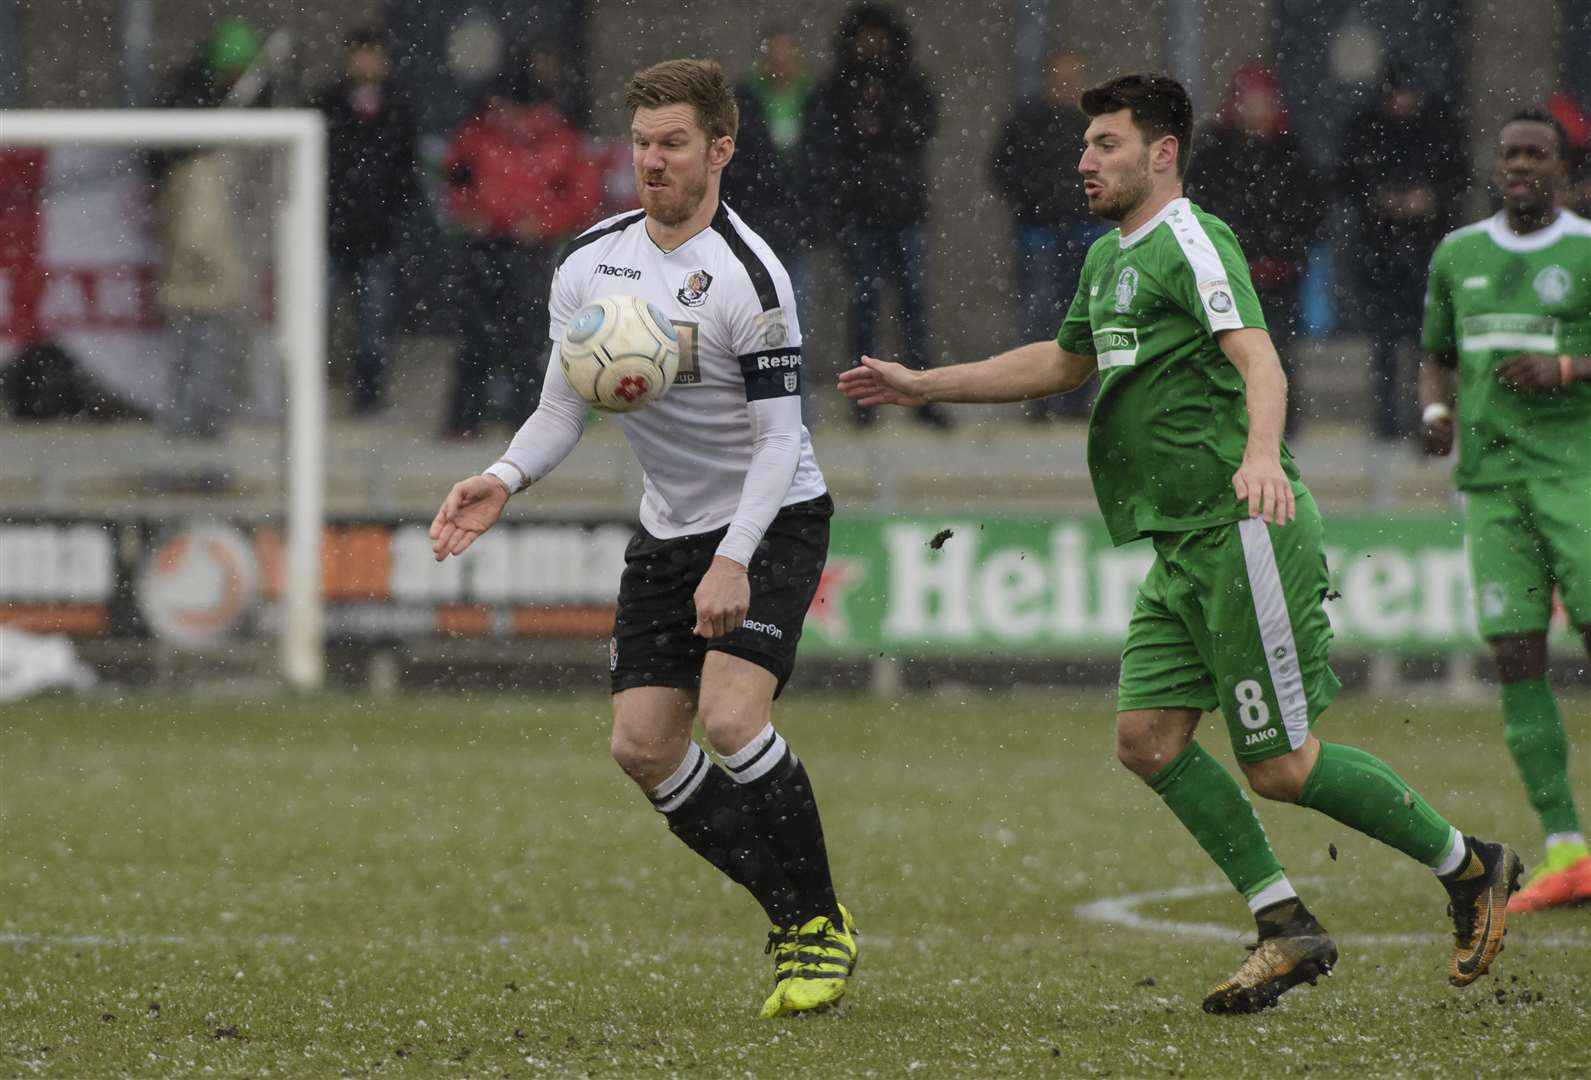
[1533,265,1570,305]
[1113,266,1139,313]
[678,269,714,307]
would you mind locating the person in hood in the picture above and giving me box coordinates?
[313,28,418,416]
[147,17,270,452]
[440,60,602,437]
[1338,63,1467,441]
[807,3,952,428]
[1194,64,1325,436]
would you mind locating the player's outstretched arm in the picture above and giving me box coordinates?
[1419,350,1458,456]
[837,341,1095,406]
[429,475,510,561]
[1218,327,1295,526]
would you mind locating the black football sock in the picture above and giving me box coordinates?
[722,725,839,925]
[650,743,799,926]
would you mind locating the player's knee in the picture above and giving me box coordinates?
[610,728,675,787]
[1115,724,1177,780]
[697,701,767,759]
[1243,755,1308,803]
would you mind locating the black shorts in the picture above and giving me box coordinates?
[610,493,832,698]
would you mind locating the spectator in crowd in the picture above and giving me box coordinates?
[1194,63,1325,437]
[1338,63,1467,441]
[440,61,601,439]
[1545,88,1591,215]
[808,2,951,428]
[148,17,268,447]
[314,28,418,417]
[989,50,1102,422]
[723,25,820,426]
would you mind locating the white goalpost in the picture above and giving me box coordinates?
[0,110,328,690]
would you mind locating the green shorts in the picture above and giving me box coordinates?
[1117,490,1342,763]
[1464,476,1591,639]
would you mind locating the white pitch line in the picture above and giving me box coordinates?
[7,892,1586,952]
[1074,879,1591,948]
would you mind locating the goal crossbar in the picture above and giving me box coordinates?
[0,109,328,690]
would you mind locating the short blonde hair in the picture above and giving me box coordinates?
[624,59,738,141]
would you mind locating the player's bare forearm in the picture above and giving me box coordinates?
[838,341,1094,407]
[1419,351,1458,456]
[1219,328,1287,463]
[916,341,1096,403]
[1219,327,1295,525]
[1420,351,1458,408]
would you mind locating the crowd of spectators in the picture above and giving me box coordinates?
[16,4,1586,447]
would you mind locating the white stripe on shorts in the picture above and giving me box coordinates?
[1237,517,1311,750]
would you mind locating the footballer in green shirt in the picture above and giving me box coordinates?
[1420,110,1591,913]
[840,73,1521,1014]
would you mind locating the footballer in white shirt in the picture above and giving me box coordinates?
[429,58,855,1019]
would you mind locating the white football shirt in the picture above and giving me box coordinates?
[484,202,827,566]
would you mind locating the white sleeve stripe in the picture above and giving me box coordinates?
[1168,213,1245,332]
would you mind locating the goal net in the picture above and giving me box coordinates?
[0,110,327,689]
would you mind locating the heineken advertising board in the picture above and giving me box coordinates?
[803,514,1551,654]
[2,513,1567,652]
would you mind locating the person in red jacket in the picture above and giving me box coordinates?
[441,67,601,438]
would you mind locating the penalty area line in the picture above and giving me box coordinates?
[1074,879,1591,948]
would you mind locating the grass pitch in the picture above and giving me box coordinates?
[2,690,1588,1078]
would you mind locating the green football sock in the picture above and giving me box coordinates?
[1500,677,1583,839]
[1149,743,1287,901]
[1296,742,1455,866]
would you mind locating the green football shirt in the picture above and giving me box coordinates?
[1421,209,1591,491]
[1058,197,1300,546]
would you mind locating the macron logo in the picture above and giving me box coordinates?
[595,263,641,279]
[741,618,784,639]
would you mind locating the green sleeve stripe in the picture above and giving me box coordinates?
[1167,214,1246,332]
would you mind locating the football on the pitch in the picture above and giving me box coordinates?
[560,294,680,412]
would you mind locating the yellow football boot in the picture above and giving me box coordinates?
[759,904,858,1018]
